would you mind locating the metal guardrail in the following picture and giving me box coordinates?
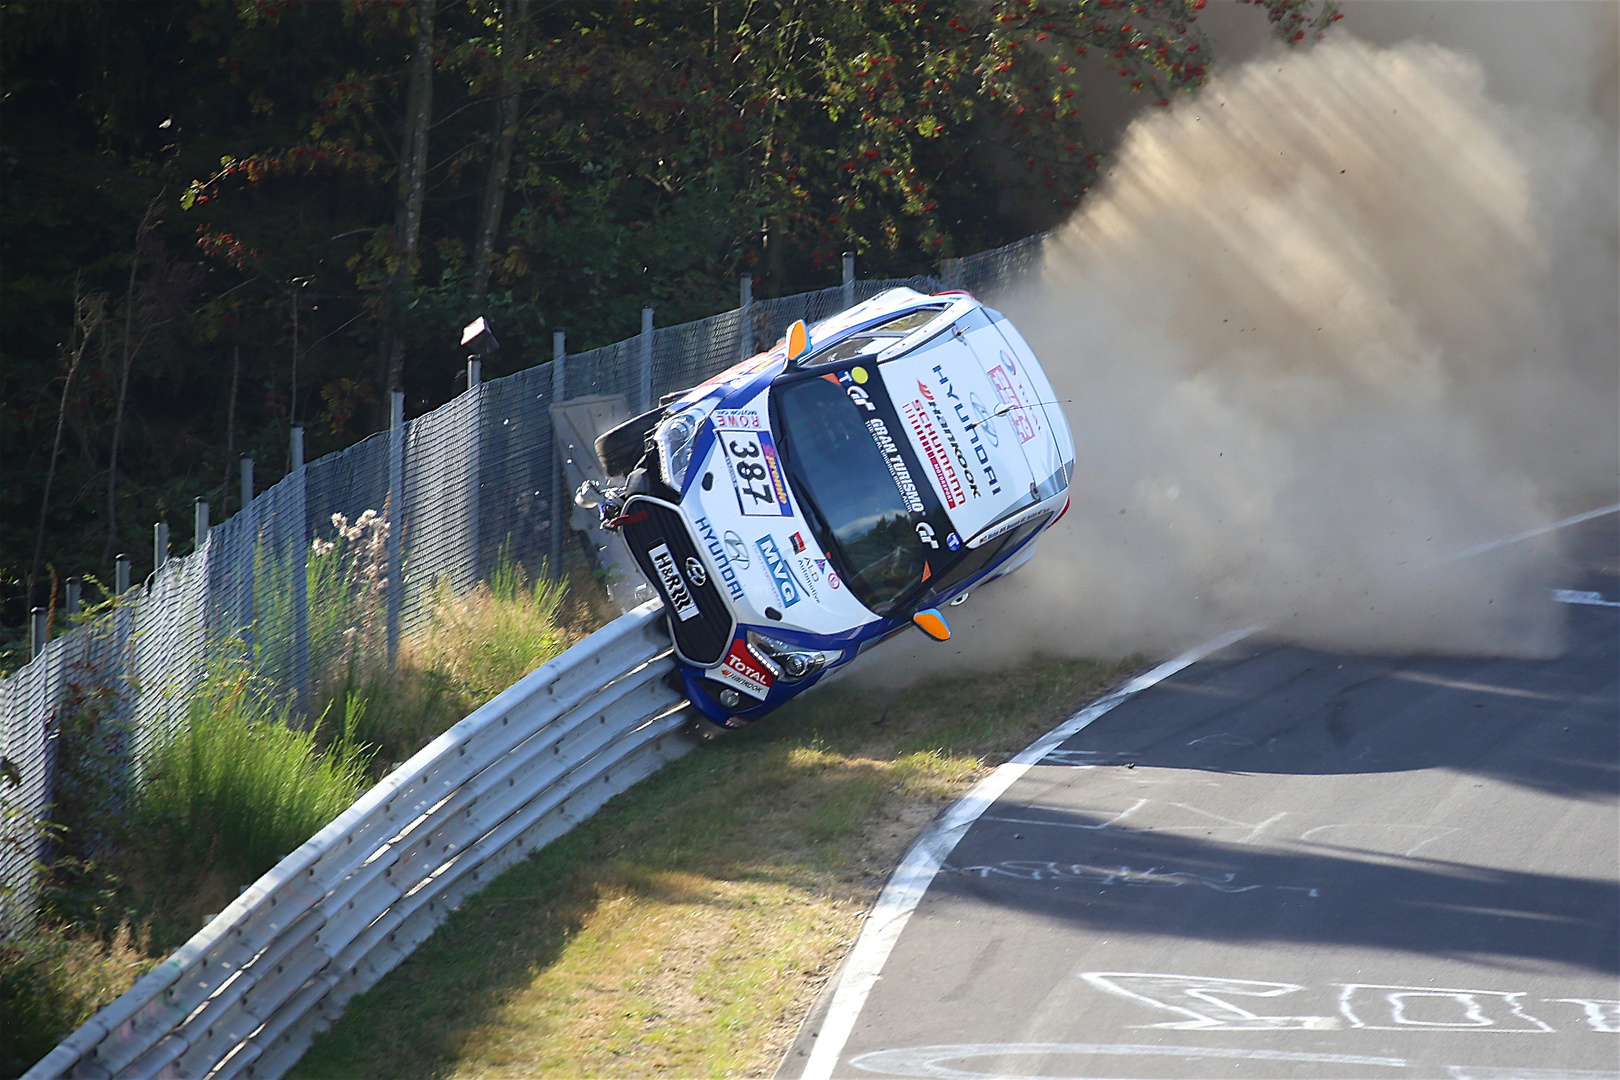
[23,600,692,1080]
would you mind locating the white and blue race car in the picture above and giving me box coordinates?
[586,286,1075,729]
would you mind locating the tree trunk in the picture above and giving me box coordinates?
[470,0,528,304]
[379,0,436,421]
[31,291,104,606]
[222,344,240,513]
[101,197,161,565]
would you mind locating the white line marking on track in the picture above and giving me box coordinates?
[846,1042,1407,1078]
[1449,503,1619,560]
[1552,589,1620,608]
[797,627,1256,1080]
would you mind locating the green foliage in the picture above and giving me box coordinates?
[1,0,1344,634]
[0,924,151,1080]
[131,661,371,888]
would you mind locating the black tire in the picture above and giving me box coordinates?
[595,406,664,476]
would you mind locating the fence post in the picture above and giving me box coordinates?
[550,331,566,580]
[464,364,482,592]
[842,251,855,310]
[153,522,169,574]
[387,389,405,667]
[940,256,963,290]
[116,553,131,595]
[639,305,654,413]
[738,274,753,363]
[239,454,255,661]
[290,425,310,718]
[29,607,46,660]
[65,577,80,619]
[240,454,254,512]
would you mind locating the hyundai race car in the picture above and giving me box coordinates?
[581,286,1075,730]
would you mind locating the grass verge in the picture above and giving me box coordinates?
[2,555,593,1080]
[291,652,1135,1079]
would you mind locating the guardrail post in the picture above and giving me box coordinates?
[115,553,131,595]
[639,305,654,413]
[842,251,855,309]
[65,577,80,619]
[387,389,405,667]
[30,607,46,659]
[290,425,311,718]
[153,521,169,574]
[550,331,566,580]
[738,274,753,362]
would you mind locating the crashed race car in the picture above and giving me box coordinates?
[580,286,1075,730]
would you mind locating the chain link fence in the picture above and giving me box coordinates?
[0,234,1046,936]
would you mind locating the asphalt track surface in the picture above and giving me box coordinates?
[782,512,1618,1080]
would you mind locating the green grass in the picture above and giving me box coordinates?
[290,652,1136,1080]
[130,661,373,890]
[2,556,585,1080]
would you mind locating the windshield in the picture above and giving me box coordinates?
[773,373,930,615]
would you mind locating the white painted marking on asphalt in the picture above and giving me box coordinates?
[1448,503,1619,560]
[1339,984,1553,1032]
[980,802,1149,832]
[945,859,1273,894]
[1553,589,1620,608]
[847,1042,1406,1078]
[1547,998,1620,1033]
[1080,972,1337,1030]
[1447,1068,1620,1080]
[797,627,1256,1080]
[1165,803,1289,843]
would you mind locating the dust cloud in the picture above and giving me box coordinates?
[864,19,1618,680]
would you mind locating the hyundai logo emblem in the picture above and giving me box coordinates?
[684,556,708,587]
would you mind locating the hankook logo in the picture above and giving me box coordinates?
[684,556,708,587]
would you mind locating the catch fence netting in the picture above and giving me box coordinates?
[0,234,1046,935]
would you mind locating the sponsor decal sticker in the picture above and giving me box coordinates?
[648,542,700,621]
[916,521,940,549]
[714,638,772,700]
[795,557,821,601]
[932,365,1002,495]
[815,557,842,590]
[755,535,803,608]
[712,409,763,430]
[946,531,962,551]
[789,531,806,554]
[718,430,793,517]
[903,396,967,509]
[988,349,1043,444]
[683,556,708,587]
[695,517,746,602]
[864,417,926,515]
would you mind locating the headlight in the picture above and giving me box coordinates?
[655,398,719,490]
[746,631,841,683]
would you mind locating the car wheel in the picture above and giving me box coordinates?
[595,406,665,476]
